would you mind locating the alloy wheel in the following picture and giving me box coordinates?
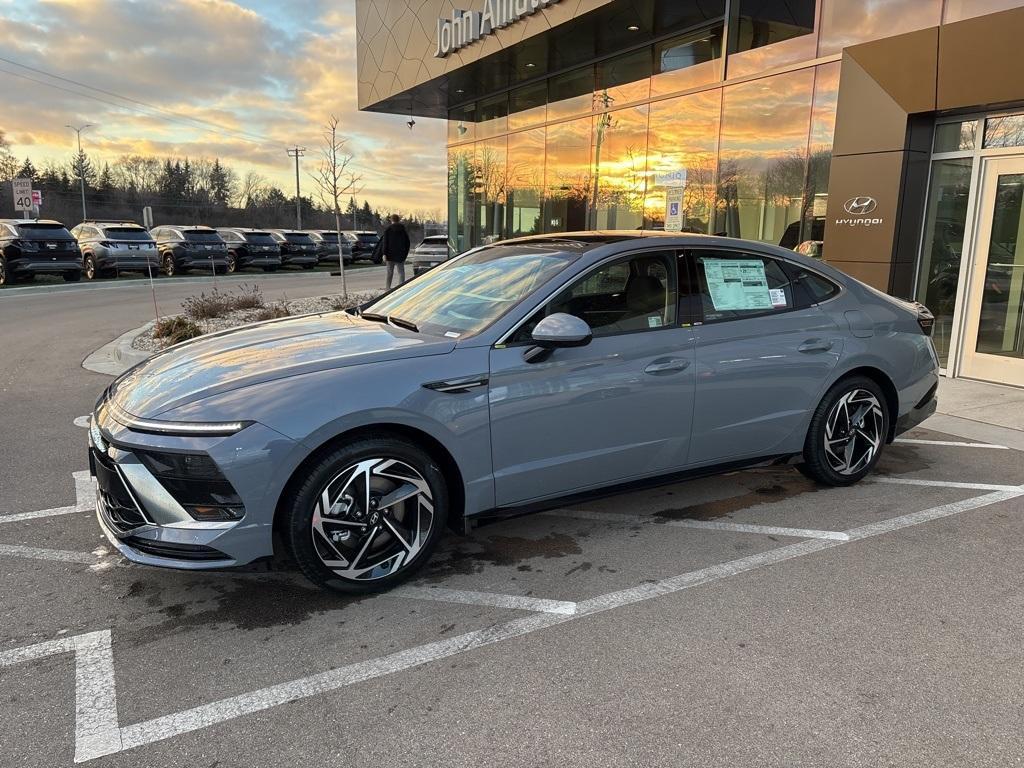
[310,458,434,582]
[226,253,236,274]
[823,389,884,475]
[0,256,6,286]
[163,255,175,277]
[85,255,96,280]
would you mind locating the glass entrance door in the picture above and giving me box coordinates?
[960,156,1024,385]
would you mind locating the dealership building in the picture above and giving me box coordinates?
[356,0,1024,388]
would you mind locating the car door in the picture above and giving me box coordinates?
[488,248,697,507]
[685,248,844,466]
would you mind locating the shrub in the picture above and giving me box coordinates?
[330,291,382,311]
[152,316,203,345]
[181,289,233,320]
[254,303,291,321]
[232,284,264,311]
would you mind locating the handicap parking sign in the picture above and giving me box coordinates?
[669,202,679,216]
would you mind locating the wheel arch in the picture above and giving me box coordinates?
[830,365,900,442]
[272,422,467,539]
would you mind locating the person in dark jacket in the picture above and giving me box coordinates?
[378,214,411,289]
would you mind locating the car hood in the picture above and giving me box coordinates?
[108,312,456,418]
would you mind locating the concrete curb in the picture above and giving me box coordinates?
[82,320,156,376]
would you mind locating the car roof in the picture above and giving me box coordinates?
[78,221,144,228]
[159,224,215,230]
[0,218,66,226]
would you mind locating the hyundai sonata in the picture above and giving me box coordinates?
[89,232,938,592]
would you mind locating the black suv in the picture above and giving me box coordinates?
[150,225,230,276]
[216,228,283,273]
[344,230,382,263]
[268,230,318,269]
[0,219,82,285]
[70,221,159,279]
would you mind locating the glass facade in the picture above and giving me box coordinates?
[448,15,840,255]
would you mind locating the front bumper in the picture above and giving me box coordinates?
[88,409,294,570]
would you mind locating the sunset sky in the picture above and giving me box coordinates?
[0,0,447,215]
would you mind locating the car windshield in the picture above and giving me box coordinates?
[17,223,73,240]
[105,227,151,241]
[184,231,222,243]
[284,233,314,244]
[363,245,578,337]
[244,232,276,244]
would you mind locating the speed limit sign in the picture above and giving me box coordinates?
[12,178,32,212]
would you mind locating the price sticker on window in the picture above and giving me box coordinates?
[703,259,773,311]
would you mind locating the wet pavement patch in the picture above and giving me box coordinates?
[655,472,820,521]
[424,532,582,580]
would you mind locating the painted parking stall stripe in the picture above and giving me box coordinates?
[392,586,578,615]
[545,508,849,541]
[895,438,1008,449]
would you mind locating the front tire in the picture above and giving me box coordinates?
[799,376,889,487]
[225,253,237,274]
[0,255,8,286]
[285,437,448,594]
[162,254,176,277]
[84,254,98,280]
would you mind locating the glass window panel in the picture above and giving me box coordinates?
[548,66,596,123]
[448,145,479,254]
[983,114,1024,148]
[715,68,814,245]
[818,0,941,56]
[477,137,508,245]
[506,128,546,238]
[915,158,973,366]
[645,88,722,233]
[448,104,476,144]
[976,173,1024,359]
[694,250,799,322]
[944,0,1023,22]
[545,118,593,233]
[934,120,978,152]
[651,26,724,96]
[595,49,652,108]
[797,62,840,253]
[729,0,817,79]
[477,94,509,140]
[591,104,651,230]
[509,81,547,131]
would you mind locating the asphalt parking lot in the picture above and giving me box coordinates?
[2,276,1024,767]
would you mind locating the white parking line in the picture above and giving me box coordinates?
[0,471,94,524]
[545,508,849,540]
[0,543,98,565]
[875,477,1023,492]
[9,481,1019,762]
[392,586,578,615]
[895,438,1008,449]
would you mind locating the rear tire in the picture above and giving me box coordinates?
[84,255,98,280]
[162,254,176,277]
[0,255,7,286]
[285,437,449,594]
[798,376,889,487]
[225,253,237,274]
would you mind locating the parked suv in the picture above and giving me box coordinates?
[151,225,230,276]
[410,235,453,276]
[0,219,81,285]
[307,230,353,265]
[216,228,282,273]
[268,230,318,269]
[344,230,381,263]
[71,221,158,279]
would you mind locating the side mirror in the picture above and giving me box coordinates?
[531,313,592,348]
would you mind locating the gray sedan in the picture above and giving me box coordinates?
[89,232,939,593]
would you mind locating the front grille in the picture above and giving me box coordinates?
[92,447,150,533]
[123,538,229,561]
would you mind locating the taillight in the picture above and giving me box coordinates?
[15,239,39,252]
[913,302,934,336]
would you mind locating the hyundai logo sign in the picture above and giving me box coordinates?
[843,196,878,215]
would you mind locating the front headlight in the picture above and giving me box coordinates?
[109,401,251,436]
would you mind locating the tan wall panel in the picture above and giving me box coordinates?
[846,27,938,114]
[356,0,617,111]
[823,152,907,266]
[826,260,893,291]
[937,6,1024,110]
[832,55,912,156]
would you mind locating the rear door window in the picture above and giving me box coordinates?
[690,249,800,323]
[783,263,841,307]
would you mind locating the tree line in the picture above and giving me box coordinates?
[0,131,443,240]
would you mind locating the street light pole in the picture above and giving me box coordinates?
[66,124,93,221]
[287,147,306,229]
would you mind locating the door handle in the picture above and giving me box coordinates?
[798,339,834,353]
[644,358,691,375]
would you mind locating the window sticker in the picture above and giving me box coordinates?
[769,288,788,307]
[648,316,662,328]
[703,258,774,311]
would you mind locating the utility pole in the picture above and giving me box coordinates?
[287,147,306,229]
[66,123,93,221]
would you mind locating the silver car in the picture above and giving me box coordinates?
[410,234,454,276]
[71,221,159,279]
[89,232,938,593]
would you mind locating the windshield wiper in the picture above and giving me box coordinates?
[359,310,419,333]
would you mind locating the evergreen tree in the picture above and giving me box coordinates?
[210,159,230,207]
[361,200,373,230]
[71,149,97,187]
[16,158,37,181]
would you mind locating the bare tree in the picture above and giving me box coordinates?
[310,115,362,295]
[0,131,21,183]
